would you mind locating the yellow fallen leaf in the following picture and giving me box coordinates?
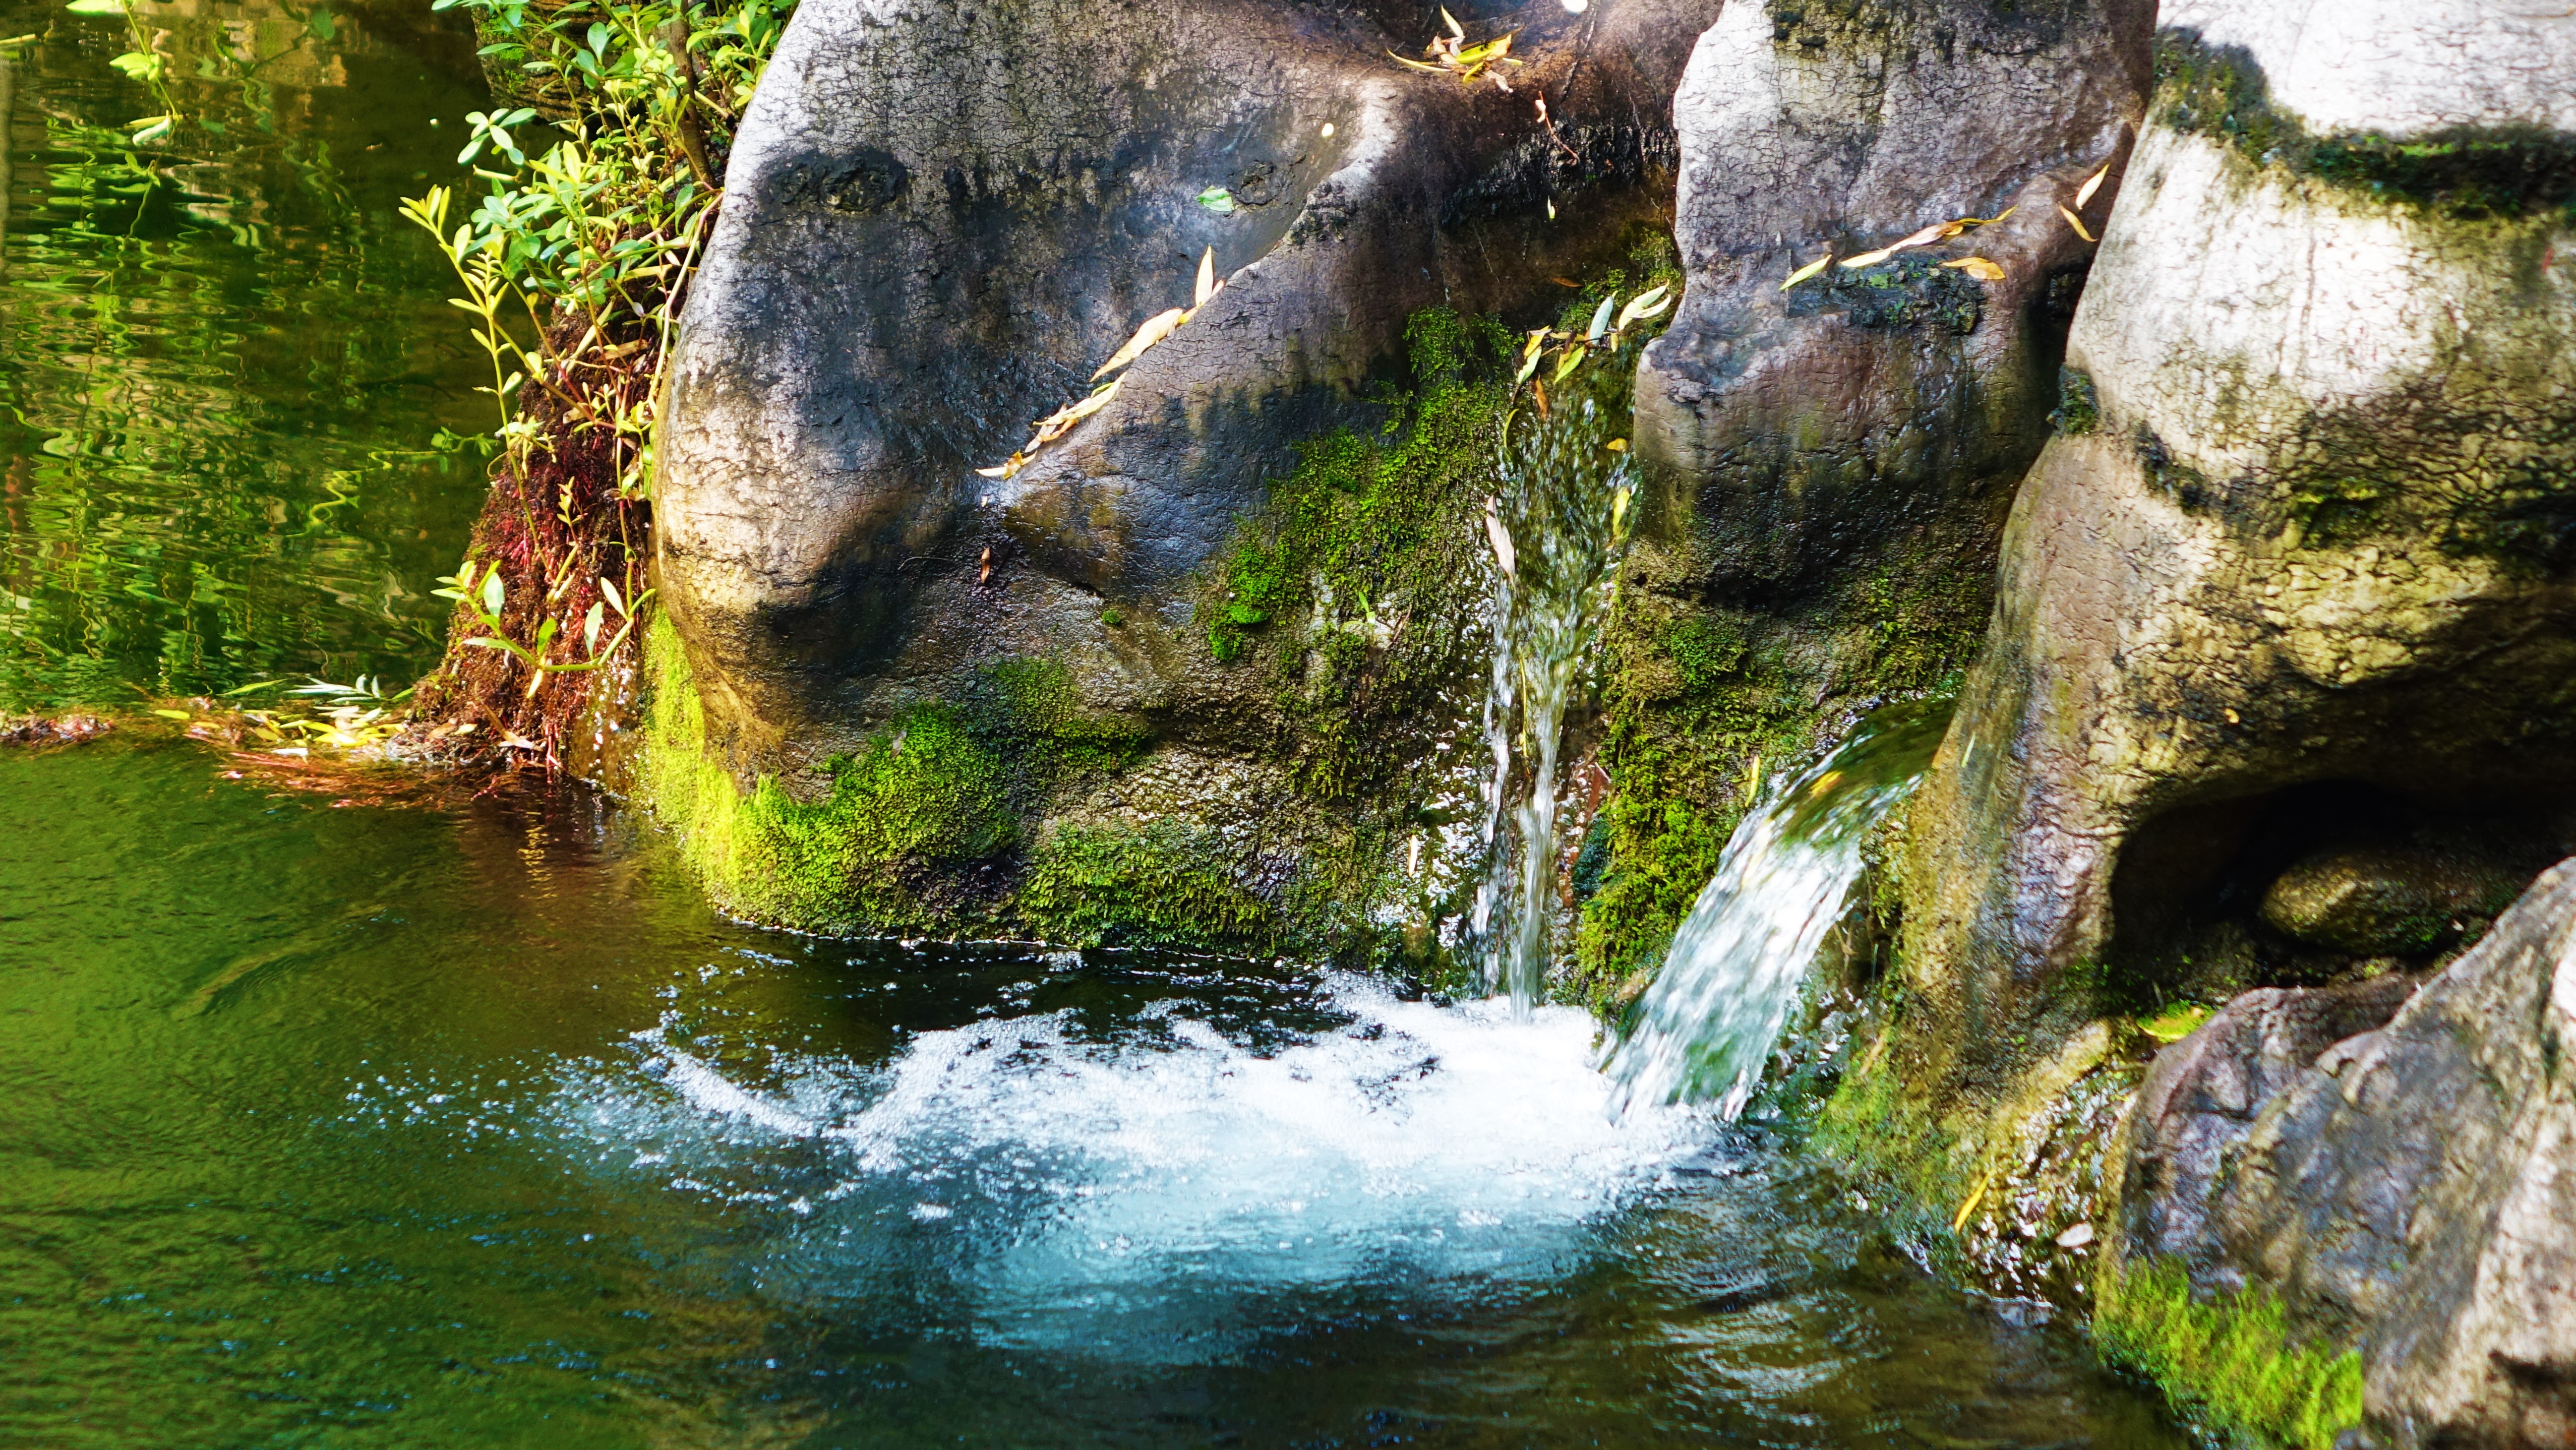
[1942,256,2006,281]
[1389,51,1450,73]
[1838,246,1896,270]
[1781,252,1833,289]
[1439,5,1465,39]
[975,464,1013,479]
[151,708,192,720]
[1029,378,1122,448]
[2059,204,2096,243]
[1194,247,1216,308]
[1092,307,1186,380]
[1605,438,1628,452]
[1614,283,1672,328]
[2075,164,2109,210]
[1550,347,1585,385]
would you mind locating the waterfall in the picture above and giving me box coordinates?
[1603,699,1951,1117]
[1474,397,1635,1015]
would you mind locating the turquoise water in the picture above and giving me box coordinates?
[0,3,2192,1444]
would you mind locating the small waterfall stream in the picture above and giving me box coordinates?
[1474,397,1635,1014]
[1604,700,1952,1116]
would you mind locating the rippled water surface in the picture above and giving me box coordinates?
[0,0,491,708]
[2,740,2189,1447]
[2,4,2192,1444]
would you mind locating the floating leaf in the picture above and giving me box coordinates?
[1194,247,1217,308]
[1092,307,1186,380]
[130,115,172,143]
[1942,256,2006,281]
[1585,292,1616,341]
[1195,186,1237,214]
[65,0,125,14]
[2058,204,2096,243]
[2075,164,2109,210]
[1780,252,1832,290]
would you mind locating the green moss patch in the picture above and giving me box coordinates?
[637,616,1013,931]
[2097,1254,2366,1450]
[2158,29,2576,221]
[1017,822,1280,954]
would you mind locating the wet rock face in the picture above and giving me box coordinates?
[1901,0,2576,1076]
[656,0,1716,775]
[2113,861,2576,1449]
[1634,0,2151,598]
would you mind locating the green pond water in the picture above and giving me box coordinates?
[0,4,2195,1445]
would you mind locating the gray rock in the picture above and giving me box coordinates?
[2261,846,2532,956]
[2112,859,2576,1449]
[656,0,1717,776]
[1896,0,2576,1096]
[1635,0,2150,596]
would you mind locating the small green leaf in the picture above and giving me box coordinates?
[481,567,505,616]
[1195,186,1238,215]
[307,8,334,40]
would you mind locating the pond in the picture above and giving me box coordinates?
[0,3,2191,1445]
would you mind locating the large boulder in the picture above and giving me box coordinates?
[2111,860,2576,1449]
[656,0,1717,779]
[1895,0,2576,1090]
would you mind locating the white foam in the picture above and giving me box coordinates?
[551,972,1715,1361]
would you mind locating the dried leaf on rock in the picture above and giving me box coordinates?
[1028,378,1122,450]
[2058,204,2095,243]
[2075,164,2109,210]
[1781,253,1832,290]
[1194,247,1217,307]
[1942,256,2006,281]
[1093,307,1186,380]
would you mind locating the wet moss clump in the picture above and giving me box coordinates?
[1017,822,1280,953]
[2096,1255,2366,1450]
[637,616,1015,932]
[2157,30,2576,222]
[1202,307,1512,801]
[1790,253,1984,334]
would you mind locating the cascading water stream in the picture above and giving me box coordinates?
[1473,397,1634,1015]
[1604,699,1952,1116]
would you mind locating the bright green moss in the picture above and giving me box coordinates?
[1201,308,1512,799]
[1017,822,1279,953]
[637,615,1013,931]
[2097,1255,2367,1450]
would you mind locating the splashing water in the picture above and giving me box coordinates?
[553,968,1712,1361]
[1474,397,1635,1013]
[1604,700,1953,1117]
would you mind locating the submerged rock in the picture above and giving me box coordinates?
[2111,860,2576,1449]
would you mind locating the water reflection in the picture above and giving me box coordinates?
[0,0,493,709]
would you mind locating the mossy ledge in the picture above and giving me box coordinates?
[2095,1255,2365,1450]
[2156,28,2576,221]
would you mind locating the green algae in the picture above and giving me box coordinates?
[2096,1255,2366,1450]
